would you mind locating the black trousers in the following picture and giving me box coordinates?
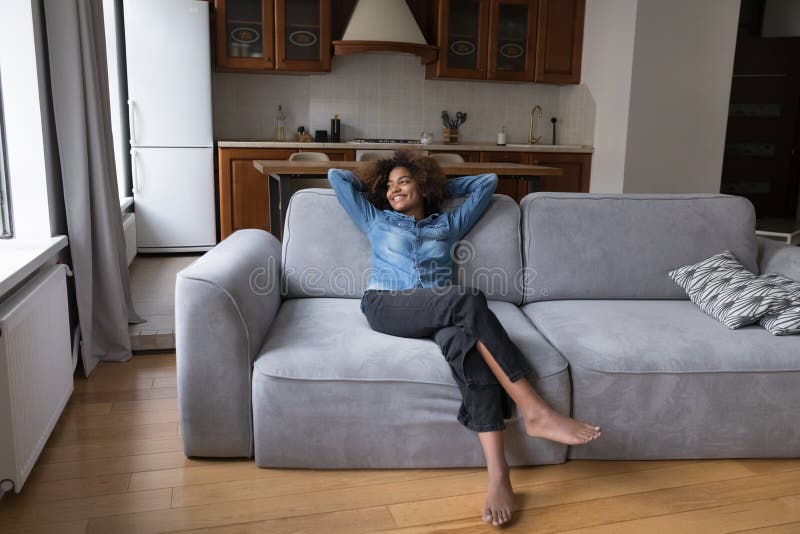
[361,285,533,432]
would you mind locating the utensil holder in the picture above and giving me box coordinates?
[442,128,459,144]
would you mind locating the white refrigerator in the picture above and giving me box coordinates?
[123,0,216,252]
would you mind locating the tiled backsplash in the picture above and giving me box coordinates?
[213,53,595,146]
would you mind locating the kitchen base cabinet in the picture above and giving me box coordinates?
[428,150,481,163]
[219,147,356,240]
[219,148,293,239]
[529,152,591,193]
[480,150,530,202]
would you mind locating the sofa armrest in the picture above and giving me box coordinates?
[175,229,282,457]
[757,236,800,281]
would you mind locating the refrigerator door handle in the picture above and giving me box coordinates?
[131,148,140,193]
[128,98,137,146]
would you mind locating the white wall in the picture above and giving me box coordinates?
[622,0,741,194]
[580,0,638,193]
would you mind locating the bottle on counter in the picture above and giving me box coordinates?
[274,105,286,141]
[330,113,341,143]
[497,126,507,146]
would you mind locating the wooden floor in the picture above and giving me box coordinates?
[1,353,799,533]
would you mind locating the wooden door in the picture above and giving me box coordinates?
[274,0,331,72]
[487,0,537,82]
[534,0,584,84]
[428,0,490,80]
[219,148,297,239]
[529,152,591,194]
[720,37,800,219]
[480,151,530,202]
[214,0,275,72]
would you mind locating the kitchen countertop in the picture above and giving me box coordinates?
[217,140,594,153]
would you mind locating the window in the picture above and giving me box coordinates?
[0,71,13,239]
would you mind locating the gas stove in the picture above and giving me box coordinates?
[348,138,421,144]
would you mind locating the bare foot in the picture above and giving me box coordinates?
[483,469,514,527]
[523,407,601,445]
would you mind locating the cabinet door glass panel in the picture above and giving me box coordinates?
[283,0,321,62]
[447,1,482,70]
[495,3,528,72]
[226,0,265,58]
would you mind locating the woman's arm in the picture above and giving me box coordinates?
[446,173,498,239]
[327,168,380,234]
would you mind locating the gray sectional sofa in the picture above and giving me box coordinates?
[175,192,800,468]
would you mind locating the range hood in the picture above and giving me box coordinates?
[332,0,438,64]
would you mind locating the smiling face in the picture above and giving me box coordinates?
[386,166,424,219]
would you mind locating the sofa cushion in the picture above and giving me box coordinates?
[519,193,757,303]
[282,189,523,303]
[669,250,794,329]
[521,300,800,374]
[256,298,567,383]
[522,300,800,460]
[252,298,570,468]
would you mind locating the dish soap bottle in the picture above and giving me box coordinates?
[497,126,507,146]
[274,105,286,141]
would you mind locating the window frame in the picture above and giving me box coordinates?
[0,70,13,239]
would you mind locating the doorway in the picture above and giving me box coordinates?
[720,0,800,226]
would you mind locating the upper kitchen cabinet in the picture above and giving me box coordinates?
[488,0,537,82]
[427,0,584,84]
[534,0,585,84]
[213,0,331,73]
[214,0,275,70]
[427,0,489,80]
[275,0,330,71]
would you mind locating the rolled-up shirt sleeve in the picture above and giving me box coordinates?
[327,168,380,234]
[446,173,498,239]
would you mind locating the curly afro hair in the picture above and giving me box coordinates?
[357,149,449,216]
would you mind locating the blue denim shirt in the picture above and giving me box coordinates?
[328,169,497,308]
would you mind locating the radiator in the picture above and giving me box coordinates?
[0,264,73,497]
[123,212,136,266]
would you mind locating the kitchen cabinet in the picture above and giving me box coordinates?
[428,0,584,84]
[480,150,530,202]
[428,150,481,163]
[219,147,355,239]
[480,150,591,201]
[528,152,591,193]
[213,0,330,73]
[534,0,585,84]
[428,0,490,80]
[488,0,538,82]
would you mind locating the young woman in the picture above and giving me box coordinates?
[328,150,601,527]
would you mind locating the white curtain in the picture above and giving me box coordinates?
[42,0,142,375]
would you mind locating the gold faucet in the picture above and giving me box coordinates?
[528,105,542,144]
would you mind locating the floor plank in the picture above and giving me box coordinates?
[0,520,88,534]
[564,494,800,533]
[39,436,184,464]
[67,386,177,405]
[0,489,172,529]
[171,506,397,534]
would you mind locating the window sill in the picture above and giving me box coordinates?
[0,235,68,298]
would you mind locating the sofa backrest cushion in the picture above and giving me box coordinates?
[282,189,523,303]
[520,193,757,304]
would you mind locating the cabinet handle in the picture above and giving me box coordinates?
[127,99,136,146]
[280,58,285,62]
[131,149,140,193]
